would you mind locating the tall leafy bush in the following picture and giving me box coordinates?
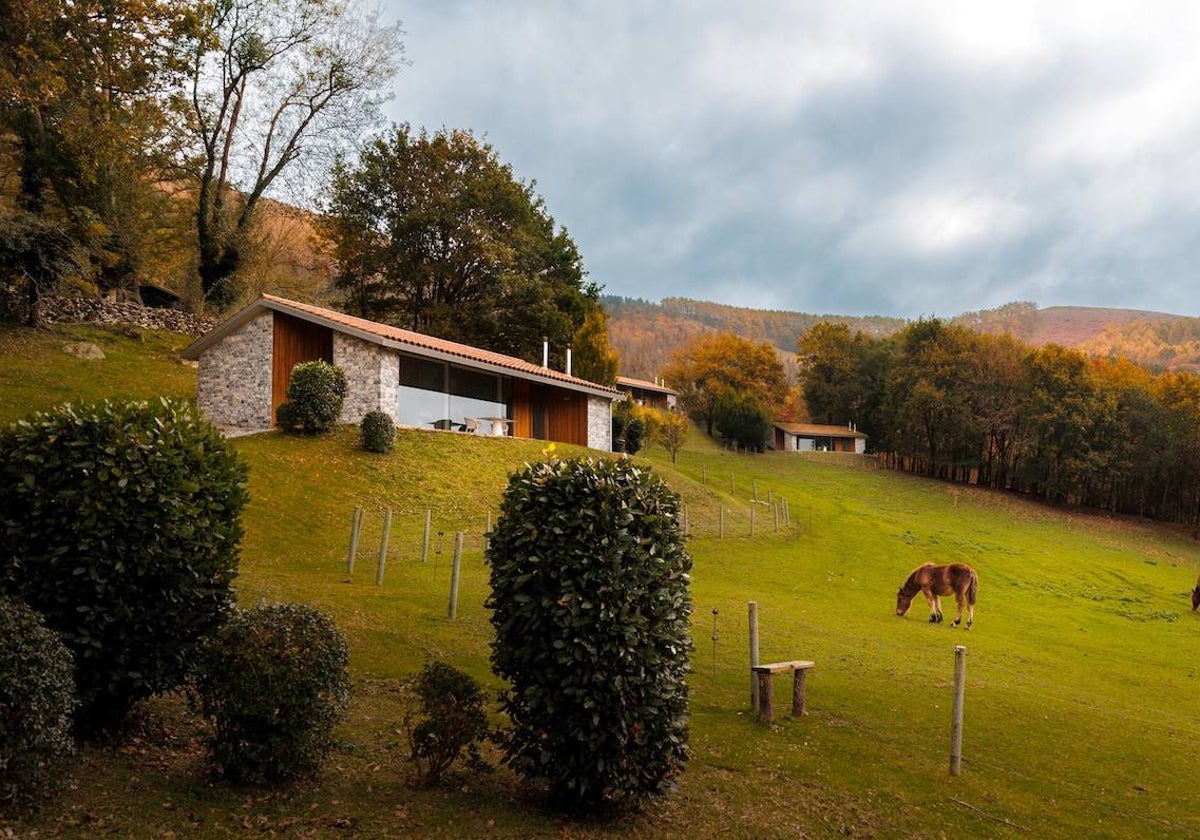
[0,398,248,733]
[0,596,76,808]
[486,456,692,808]
[191,604,351,783]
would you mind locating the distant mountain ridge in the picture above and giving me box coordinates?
[602,296,1200,379]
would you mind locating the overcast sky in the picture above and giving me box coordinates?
[380,1,1200,319]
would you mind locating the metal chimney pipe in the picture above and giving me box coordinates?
[542,337,549,368]
[566,347,572,377]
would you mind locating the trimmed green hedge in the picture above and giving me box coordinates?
[486,456,693,808]
[0,398,248,734]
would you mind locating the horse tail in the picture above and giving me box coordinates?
[966,569,979,606]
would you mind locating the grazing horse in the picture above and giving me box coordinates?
[1191,571,1200,611]
[896,562,978,629]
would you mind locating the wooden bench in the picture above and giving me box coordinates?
[752,660,815,723]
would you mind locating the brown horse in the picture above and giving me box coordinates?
[896,562,978,629]
[1191,571,1200,610]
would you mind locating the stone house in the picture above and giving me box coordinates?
[181,294,621,450]
[771,421,868,454]
[615,376,679,412]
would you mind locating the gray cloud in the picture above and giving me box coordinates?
[381,1,1200,318]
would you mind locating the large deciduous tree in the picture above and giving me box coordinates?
[322,125,599,365]
[661,332,786,437]
[797,322,891,442]
[186,0,402,309]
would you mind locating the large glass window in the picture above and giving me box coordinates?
[398,355,511,434]
[398,356,448,429]
[450,366,507,433]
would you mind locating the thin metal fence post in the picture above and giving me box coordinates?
[448,532,464,619]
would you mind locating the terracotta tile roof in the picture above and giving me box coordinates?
[616,375,679,396]
[183,294,620,397]
[773,421,868,438]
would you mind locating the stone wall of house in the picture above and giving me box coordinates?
[333,332,397,423]
[587,396,614,451]
[197,311,274,430]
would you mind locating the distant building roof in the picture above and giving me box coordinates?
[773,421,868,439]
[616,375,679,396]
[182,294,621,399]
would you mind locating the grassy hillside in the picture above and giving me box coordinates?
[6,323,1200,837]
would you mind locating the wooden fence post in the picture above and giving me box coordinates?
[346,506,362,576]
[748,601,760,709]
[750,506,755,537]
[950,645,967,776]
[375,507,392,586]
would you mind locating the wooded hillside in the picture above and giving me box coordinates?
[605,295,1200,379]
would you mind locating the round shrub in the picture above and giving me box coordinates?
[360,410,395,454]
[486,456,693,808]
[405,660,490,787]
[192,603,351,783]
[0,398,248,734]
[0,597,76,808]
[277,361,347,434]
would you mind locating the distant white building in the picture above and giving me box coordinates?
[771,422,867,454]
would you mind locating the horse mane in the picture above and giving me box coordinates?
[899,563,934,596]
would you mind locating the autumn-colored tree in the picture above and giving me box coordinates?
[323,125,598,365]
[572,307,619,386]
[0,0,196,295]
[661,333,786,437]
[657,410,690,465]
[186,0,402,308]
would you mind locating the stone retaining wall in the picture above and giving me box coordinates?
[41,295,215,335]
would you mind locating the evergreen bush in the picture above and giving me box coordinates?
[360,410,395,453]
[0,398,248,734]
[192,604,351,783]
[623,416,646,455]
[0,596,76,808]
[276,361,347,434]
[486,456,692,808]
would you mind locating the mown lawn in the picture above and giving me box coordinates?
[4,323,1200,838]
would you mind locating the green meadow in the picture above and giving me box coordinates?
[4,323,1200,838]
